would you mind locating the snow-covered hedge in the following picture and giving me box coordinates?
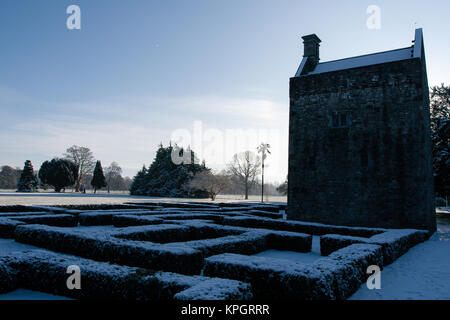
[314,244,384,299]
[0,205,50,213]
[320,229,429,265]
[245,210,283,219]
[174,278,252,300]
[125,202,219,209]
[11,214,78,227]
[221,216,385,237]
[203,243,383,300]
[78,210,155,225]
[0,218,25,238]
[267,230,312,252]
[1,250,252,300]
[0,256,17,293]
[171,231,269,256]
[55,204,152,211]
[0,211,53,217]
[320,234,367,256]
[112,215,164,227]
[14,225,204,274]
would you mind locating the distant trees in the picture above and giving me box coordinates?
[277,176,288,196]
[64,145,95,192]
[430,84,450,199]
[16,160,38,192]
[0,166,21,189]
[38,158,79,192]
[91,161,106,193]
[188,171,231,200]
[130,144,209,197]
[227,151,261,200]
[104,162,122,193]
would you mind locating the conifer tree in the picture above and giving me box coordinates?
[91,160,106,193]
[38,158,78,192]
[129,144,209,197]
[17,160,38,192]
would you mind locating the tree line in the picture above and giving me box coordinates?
[129,144,284,200]
[1,145,132,193]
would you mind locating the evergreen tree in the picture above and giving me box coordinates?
[91,160,106,193]
[430,84,450,199]
[39,158,78,192]
[129,165,147,195]
[129,144,209,198]
[17,160,38,192]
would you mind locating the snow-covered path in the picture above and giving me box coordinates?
[350,216,450,300]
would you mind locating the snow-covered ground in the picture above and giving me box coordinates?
[0,289,72,300]
[351,215,450,300]
[0,191,287,206]
[253,236,322,264]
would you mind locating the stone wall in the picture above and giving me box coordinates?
[288,57,436,232]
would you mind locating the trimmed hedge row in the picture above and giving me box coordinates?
[78,210,156,226]
[14,225,204,274]
[0,250,252,300]
[0,218,26,238]
[320,229,429,264]
[202,243,383,300]
[221,216,386,237]
[10,214,78,227]
[112,215,164,227]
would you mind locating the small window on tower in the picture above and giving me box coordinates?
[330,112,350,128]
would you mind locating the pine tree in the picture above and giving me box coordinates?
[91,160,106,193]
[17,160,38,192]
[129,144,209,197]
[129,165,147,195]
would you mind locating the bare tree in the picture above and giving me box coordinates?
[63,145,95,192]
[0,166,21,189]
[227,151,261,200]
[104,162,123,193]
[188,171,231,200]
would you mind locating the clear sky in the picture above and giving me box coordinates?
[1,0,449,182]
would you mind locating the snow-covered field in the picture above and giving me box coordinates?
[351,215,450,300]
[0,190,287,206]
[253,236,322,264]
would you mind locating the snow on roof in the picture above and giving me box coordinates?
[309,47,414,75]
[295,28,423,77]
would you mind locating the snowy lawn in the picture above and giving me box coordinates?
[351,216,450,300]
[0,191,287,206]
[0,289,72,300]
[252,236,321,264]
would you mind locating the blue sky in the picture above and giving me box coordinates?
[1,0,449,182]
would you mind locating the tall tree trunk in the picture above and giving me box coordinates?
[245,180,249,200]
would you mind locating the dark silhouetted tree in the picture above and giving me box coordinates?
[91,161,106,193]
[38,158,78,192]
[430,84,450,199]
[130,144,209,197]
[17,160,38,192]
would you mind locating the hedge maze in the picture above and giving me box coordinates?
[0,202,429,300]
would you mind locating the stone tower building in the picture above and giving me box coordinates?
[288,29,436,232]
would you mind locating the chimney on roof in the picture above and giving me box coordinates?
[302,34,321,64]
